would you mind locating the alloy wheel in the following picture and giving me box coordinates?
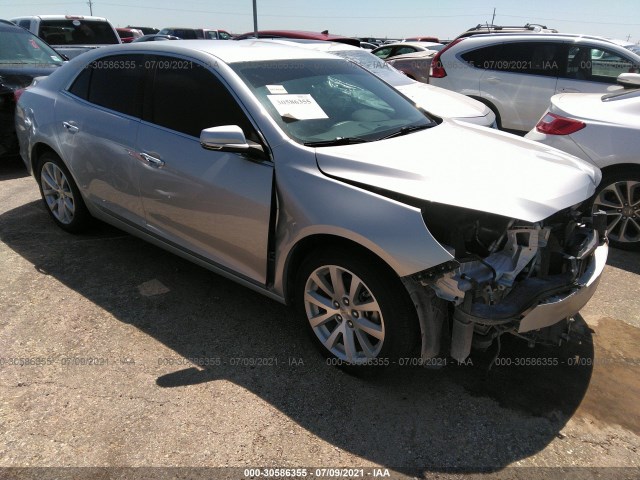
[303,265,385,363]
[40,161,76,225]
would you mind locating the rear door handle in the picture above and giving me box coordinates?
[560,87,580,93]
[62,121,79,133]
[486,76,500,84]
[140,152,165,168]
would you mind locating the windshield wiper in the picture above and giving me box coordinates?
[304,137,370,147]
[378,124,434,140]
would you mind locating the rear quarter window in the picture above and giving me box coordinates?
[67,55,145,117]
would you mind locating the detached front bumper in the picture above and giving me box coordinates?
[406,211,609,362]
[518,242,607,333]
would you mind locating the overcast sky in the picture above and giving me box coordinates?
[2,0,639,42]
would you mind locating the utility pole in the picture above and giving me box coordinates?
[87,0,93,15]
[252,0,258,37]
[491,7,496,25]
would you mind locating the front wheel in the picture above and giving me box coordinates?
[592,169,640,251]
[296,249,419,372]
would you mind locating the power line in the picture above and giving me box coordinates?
[98,4,493,19]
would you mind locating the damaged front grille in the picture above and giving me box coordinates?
[412,203,607,361]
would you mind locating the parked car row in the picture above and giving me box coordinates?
[427,29,640,251]
[13,39,609,373]
[0,19,65,157]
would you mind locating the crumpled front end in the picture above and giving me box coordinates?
[404,203,608,362]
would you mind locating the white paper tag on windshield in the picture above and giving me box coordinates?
[266,84,287,94]
[267,94,328,120]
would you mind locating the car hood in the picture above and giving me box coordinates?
[395,82,492,120]
[314,121,600,222]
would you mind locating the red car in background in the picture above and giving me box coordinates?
[116,27,142,43]
[233,29,360,47]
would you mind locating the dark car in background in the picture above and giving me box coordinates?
[0,19,64,158]
[158,27,204,39]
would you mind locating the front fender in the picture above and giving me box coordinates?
[272,159,454,298]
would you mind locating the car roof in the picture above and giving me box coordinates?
[457,32,638,47]
[81,40,341,64]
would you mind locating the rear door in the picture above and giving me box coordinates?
[464,41,561,131]
[56,54,146,226]
[136,55,274,284]
[556,44,639,94]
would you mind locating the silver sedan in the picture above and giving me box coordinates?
[16,41,607,372]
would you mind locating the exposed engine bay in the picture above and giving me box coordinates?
[404,203,608,362]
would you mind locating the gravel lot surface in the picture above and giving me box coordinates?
[1,155,639,480]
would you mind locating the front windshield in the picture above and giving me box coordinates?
[0,28,65,66]
[232,58,432,145]
[330,49,412,87]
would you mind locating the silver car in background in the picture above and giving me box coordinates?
[16,41,607,372]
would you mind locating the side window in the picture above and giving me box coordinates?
[18,20,31,29]
[394,46,417,56]
[68,67,91,99]
[373,47,393,59]
[147,56,255,139]
[67,54,144,117]
[564,46,638,83]
[461,44,503,69]
[462,43,559,76]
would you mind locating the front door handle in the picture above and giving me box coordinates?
[62,121,79,133]
[140,152,165,168]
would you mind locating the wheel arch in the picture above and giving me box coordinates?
[467,95,502,129]
[282,234,406,306]
[598,162,640,178]
[30,142,62,175]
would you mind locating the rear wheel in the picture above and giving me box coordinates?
[592,169,640,251]
[296,249,419,373]
[36,152,91,233]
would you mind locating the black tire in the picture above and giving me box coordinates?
[295,248,419,374]
[591,168,640,251]
[35,151,92,233]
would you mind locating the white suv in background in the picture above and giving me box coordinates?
[430,33,640,132]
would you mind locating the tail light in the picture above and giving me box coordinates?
[430,38,464,79]
[535,112,586,135]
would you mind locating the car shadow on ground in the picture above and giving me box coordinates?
[606,248,640,275]
[0,155,29,181]
[0,201,597,474]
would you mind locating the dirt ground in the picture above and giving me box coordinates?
[1,155,639,480]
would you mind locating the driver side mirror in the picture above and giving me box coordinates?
[200,125,266,159]
[200,125,249,152]
[617,73,640,89]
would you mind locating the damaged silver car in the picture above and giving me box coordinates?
[15,41,608,370]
